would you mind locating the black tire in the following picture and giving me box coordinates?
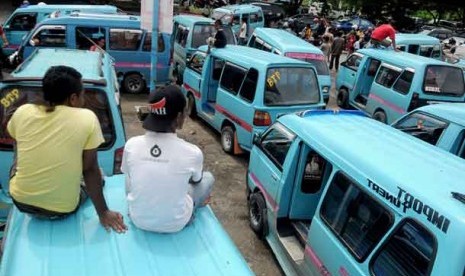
[187,94,197,119]
[337,88,349,108]
[249,192,268,238]
[220,126,235,154]
[123,73,145,94]
[373,110,387,124]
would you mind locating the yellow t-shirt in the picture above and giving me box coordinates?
[7,104,104,213]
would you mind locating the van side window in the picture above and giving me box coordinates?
[175,27,189,48]
[344,55,362,71]
[263,43,272,52]
[458,131,465,159]
[7,13,37,31]
[398,45,406,52]
[187,53,206,74]
[302,152,332,194]
[32,26,66,47]
[408,44,419,54]
[212,59,225,81]
[320,172,393,261]
[375,66,401,88]
[233,15,240,26]
[76,27,105,50]
[239,68,259,102]
[367,59,381,76]
[248,35,256,47]
[259,124,295,170]
[393,70,414,94]
[432,45,441,59]
[250,12,260,23]
[393,112,447,146]
[142,33,165,52]
[419,46,433,58]
[371,219,437,276]
[109,29,143,51]
[220,63,247,95]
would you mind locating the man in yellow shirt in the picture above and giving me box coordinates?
[7,66,127,233]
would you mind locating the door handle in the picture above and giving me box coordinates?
[271,174,279,181]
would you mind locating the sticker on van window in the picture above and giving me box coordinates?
[425,86,440,93]
[0,89,20,108]
[368,179,450,234]
[267,71,281,88]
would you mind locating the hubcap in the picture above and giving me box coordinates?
[128,78,141,91]
[250,201,261,226]
[222,131,232,150]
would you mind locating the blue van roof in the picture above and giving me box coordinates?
[357,48,453,69]
[214,4,262,14]
[0,175,253,276]
[416,103,465,126]
[173,14,214,25]
[396,33,441,45]
[279,111,465,226]
[201,45,310,69]
[252,27,324,55]
[36,14,140,28]
[13,49,106,81]
[15,4,118,13]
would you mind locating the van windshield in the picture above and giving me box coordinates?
[191,24,235,48]
[285,52,329,75]
[0,85,115,150]
[423,65,465,96]
[264,67,320,106]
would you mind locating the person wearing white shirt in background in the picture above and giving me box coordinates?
[122,85,214,233]
[239,18,248,45]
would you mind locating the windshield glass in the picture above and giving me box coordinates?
[192,24,235,48]
[212,11,231,25]
[0,85,115,150]
[264,67,320,106]
[423,65,465,96]
[285,52,329,75]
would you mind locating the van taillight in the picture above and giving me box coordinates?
[113,147,124,175]
[253,111,271,126]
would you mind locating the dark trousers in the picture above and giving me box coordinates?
[329,54,341,71]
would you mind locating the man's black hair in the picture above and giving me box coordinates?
[43,66,83,108]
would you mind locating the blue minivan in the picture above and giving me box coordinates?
[181,45,323,154]
[1,4,119,55]
[395,33,442,60]
[212,4,265,37]
[336,48,465,124]
[0,48,125,204]
[247,109,465,275]
[247,27,331,101]
[16,13,170,94]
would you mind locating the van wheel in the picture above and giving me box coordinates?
[187,94,197,119]
[123,73,145,94]
[337,88,349,108]
[221,126,235,154]
[249,192,268,238]
[373,110,387,124]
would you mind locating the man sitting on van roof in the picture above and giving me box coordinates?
[122,85,214,233]
[370,20,400,52]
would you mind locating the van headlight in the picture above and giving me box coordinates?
[322,86,330,94]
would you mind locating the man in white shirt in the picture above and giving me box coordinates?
[121,85,214,233]
[239,18,248,45]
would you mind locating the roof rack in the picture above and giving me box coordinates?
[1,77,107,86]
[298,109,367,117]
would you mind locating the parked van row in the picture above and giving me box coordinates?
[336,48,465,124]
[246,27,331,101]
[1,4,120,55]
[247,110,465,275]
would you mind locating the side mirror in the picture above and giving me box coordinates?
[253,132,261,145]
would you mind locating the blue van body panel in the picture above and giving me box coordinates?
[20,14,171,87]
[183,45,324,151]
[247,110,465,275]
[0,175,253,276]
[2,5,118,55]
[212,4,264,34]
[249,27,331,100]
[0,49,125,196]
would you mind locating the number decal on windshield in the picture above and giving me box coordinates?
[267,71,281,88]
[0,89,20,108]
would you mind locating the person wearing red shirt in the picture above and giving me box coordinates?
[370,22,400,51]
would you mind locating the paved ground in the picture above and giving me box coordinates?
[0,2,344,274]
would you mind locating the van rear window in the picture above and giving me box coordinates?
[191,24,235,48]
[0,86,115,150]
[264,67,320,106]
[285,53,330,75]
[423,65,465,96]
